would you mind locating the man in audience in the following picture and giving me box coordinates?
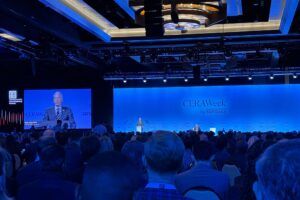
[63,132,82,181]
[67,135,101,183]
[99,136,114,153]
[253,139,300,200]
[80,151,144,200]
[17,145,77,200]
[134,131,189,200]
[214,135,231,170]
[175,140,230,200]
[16,136,56,187]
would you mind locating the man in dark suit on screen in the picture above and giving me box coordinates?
[43,91,76,129]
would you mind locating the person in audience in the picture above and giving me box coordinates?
[0,148,13,200]
[17,145,77,200]
[43,129,55,138]
[16,136,56,187]
[67,135,100,183]
[214,135,231,170]
[92,124,107,137]
[229,142,248,174]
[121,140,145,173]
[175,140,230,200]
[240,136,263,200]
[253,139,300,200]
[180,135,196,173]
[21,131,40,164]
[134,131,189,200]
[80,135,100,163]
[63,132,82,182]
[99,136,114,153]
[80,151,144,200]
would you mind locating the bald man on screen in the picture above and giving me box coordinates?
[43,91,76,129]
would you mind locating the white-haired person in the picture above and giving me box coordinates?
[253,139,300,200]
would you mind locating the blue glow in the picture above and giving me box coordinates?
[280,0,299,34]
[24,89,91,129]
[114,84,300,132]
[39,0,113,42]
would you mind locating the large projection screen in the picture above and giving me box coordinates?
[24,89,91,129]
[114,84,300,132]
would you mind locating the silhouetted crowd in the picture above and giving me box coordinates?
[0,128,299,200]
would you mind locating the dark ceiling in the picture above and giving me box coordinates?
[0,0,300,81]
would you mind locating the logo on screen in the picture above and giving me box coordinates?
[8,90,23,105]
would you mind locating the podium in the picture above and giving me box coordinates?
[36,120,71,129]
[136,125,143,133]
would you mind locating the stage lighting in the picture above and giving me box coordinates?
[270,75,274,80]
[0,29,25,42]
[248,76,253,80]
[123,79,127,83]
[163,78,167,83]
[203,77,208,82]
[184,78,189,82]
[143,78,147,83]
[293,74,298,79]
[225,76,230,81]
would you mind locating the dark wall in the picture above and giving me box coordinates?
[0,61,114,131]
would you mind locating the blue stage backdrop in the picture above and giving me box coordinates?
[114,84,300,132]
[24,89,91,129]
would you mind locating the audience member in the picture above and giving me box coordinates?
[16,136,56,187]
[0,148,13,200]
[253,139,300,200]
[214,135,231,170]
[80,151,144,200]
[134,131,189,200]
[17,145,77,200]
[99,136,114,153]
[175,140,230,200]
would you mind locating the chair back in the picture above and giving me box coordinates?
[184,186,222,200]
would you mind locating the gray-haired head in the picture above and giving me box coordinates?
[53,91,63,106]
[254,139,300,200]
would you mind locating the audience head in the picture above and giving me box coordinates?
[92,124,107,137]
[55,132,69,146]
[99,136,114,153]
[144,131,185,174]
[40,144,65,172]
[199,133,208,141]
[216,135,228,151]
[30,131,41,142]
[193,141,214,161]
[80,151,143,200]
[80,135,100,162]
[68,131,82,144]
[121,140,144,170]
[38,136,57,154]
[43,129,55,138]
[253,139,300,200]
[248,136,259,149]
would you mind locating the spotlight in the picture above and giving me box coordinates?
[269,75,274,80]
[123,79,127,83]
[203,78,208,82]
[184,78,189,82]
[293,74,298,79]
[225,76,230,81]
[143,78,147,83]
[248,76,253,80]
[163,78,167,83]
